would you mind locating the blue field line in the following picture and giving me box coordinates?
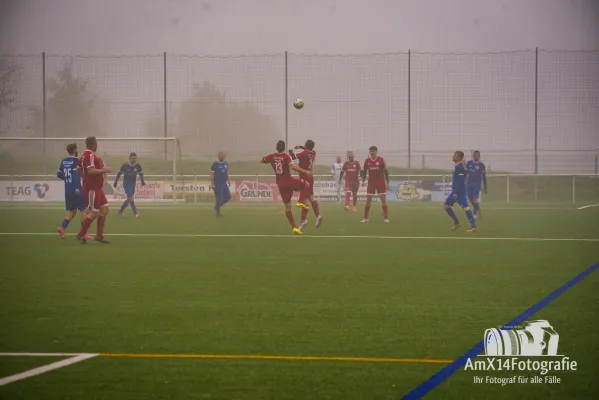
[400,262,599,400]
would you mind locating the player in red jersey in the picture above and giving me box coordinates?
[289,139,322,230]
[261,140,312,235]
[339,151,361,212]
[76,136,113,243]
[361,145,390,223]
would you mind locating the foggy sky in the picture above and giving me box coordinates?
[1,0,598,55]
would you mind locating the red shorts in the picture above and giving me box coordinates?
[277,178,307,204]
[366,180,387,195]
[84,188,108,211]
[345,180,360,193]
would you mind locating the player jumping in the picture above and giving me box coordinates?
[114,152,145,218]
[339,151,361,212]
[361,146,390,223]
[76,136,113,244]
[210,151,231,217]
[289,140,322,230]
[331,156,344,203]
[444,151,477,232]
[261,140,312,235]
[56,143,90,239]
[466,150,487,219]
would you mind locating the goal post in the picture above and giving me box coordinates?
[0,137,184,202]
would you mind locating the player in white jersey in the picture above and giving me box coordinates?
[331,156,344,203]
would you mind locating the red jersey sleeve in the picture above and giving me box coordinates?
[261,153,274,164]
[356,161,362,170]
[283,153,293,166]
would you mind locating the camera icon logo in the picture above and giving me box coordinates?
[484,320,559,356]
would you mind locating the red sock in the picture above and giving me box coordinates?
[78,217,93,237]
[96,215,106,237]
[301,208,308,221]
[285,209,296,228]
[345,193,350,207]
[364,204,371,219]
[383,205,388,219]
[310,199,320,217]
[353,193,358,206]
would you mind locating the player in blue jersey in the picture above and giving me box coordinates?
[56,143,88,238]
[113,153,145,218]
[210,151,231,216]
[444,151,477,232]
[466,150,488,219]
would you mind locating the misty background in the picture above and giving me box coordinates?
[0,0,598,174]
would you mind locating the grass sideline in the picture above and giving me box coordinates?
[0,202,598,399]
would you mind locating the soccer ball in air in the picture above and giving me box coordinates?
[293,98,304,109]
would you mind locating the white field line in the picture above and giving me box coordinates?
[578,203,599,210]
[0,353,98,387]
[0,205,579,211]
[0,353,86,357]
[0,232,597,242]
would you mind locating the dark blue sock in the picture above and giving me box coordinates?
[465,209,477,227]
[131,201,138,215]
[120,200,130,213]
[473,203,480,214]
[445,207,459,224]
[61,218,70,229]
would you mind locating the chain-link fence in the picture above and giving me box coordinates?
[1,50,597,175]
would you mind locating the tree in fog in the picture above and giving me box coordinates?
[174,81,281,160]
[30,61,101,138]
[0,57,19,134]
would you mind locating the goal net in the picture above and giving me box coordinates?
[0,137,184,202]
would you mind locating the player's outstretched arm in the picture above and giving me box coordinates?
[384,169,389,184]
[88,166,113,175]
[290,163,311,176]
[288,150,297,160]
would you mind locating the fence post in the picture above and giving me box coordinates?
[284,51,289,146]
[442,174,446,197]
[422,154,425,170]
[534,47,539,175]
[506,175,510,203]
[42,52,47,175]
[163,52,168,175]
[572,176,576,204]
[255,174,259,199]
[407,49,411,173]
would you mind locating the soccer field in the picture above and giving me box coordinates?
[0,202,598,399]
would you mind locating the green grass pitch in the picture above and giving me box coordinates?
[0,201,598,399]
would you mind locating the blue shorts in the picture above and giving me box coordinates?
[65,193,86,211]
[467,185,481,200]
[214,184,231,202]
[445,191,468,208]
[123,186,135,197]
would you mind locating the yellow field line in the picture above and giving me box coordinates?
[100,353,451,364]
